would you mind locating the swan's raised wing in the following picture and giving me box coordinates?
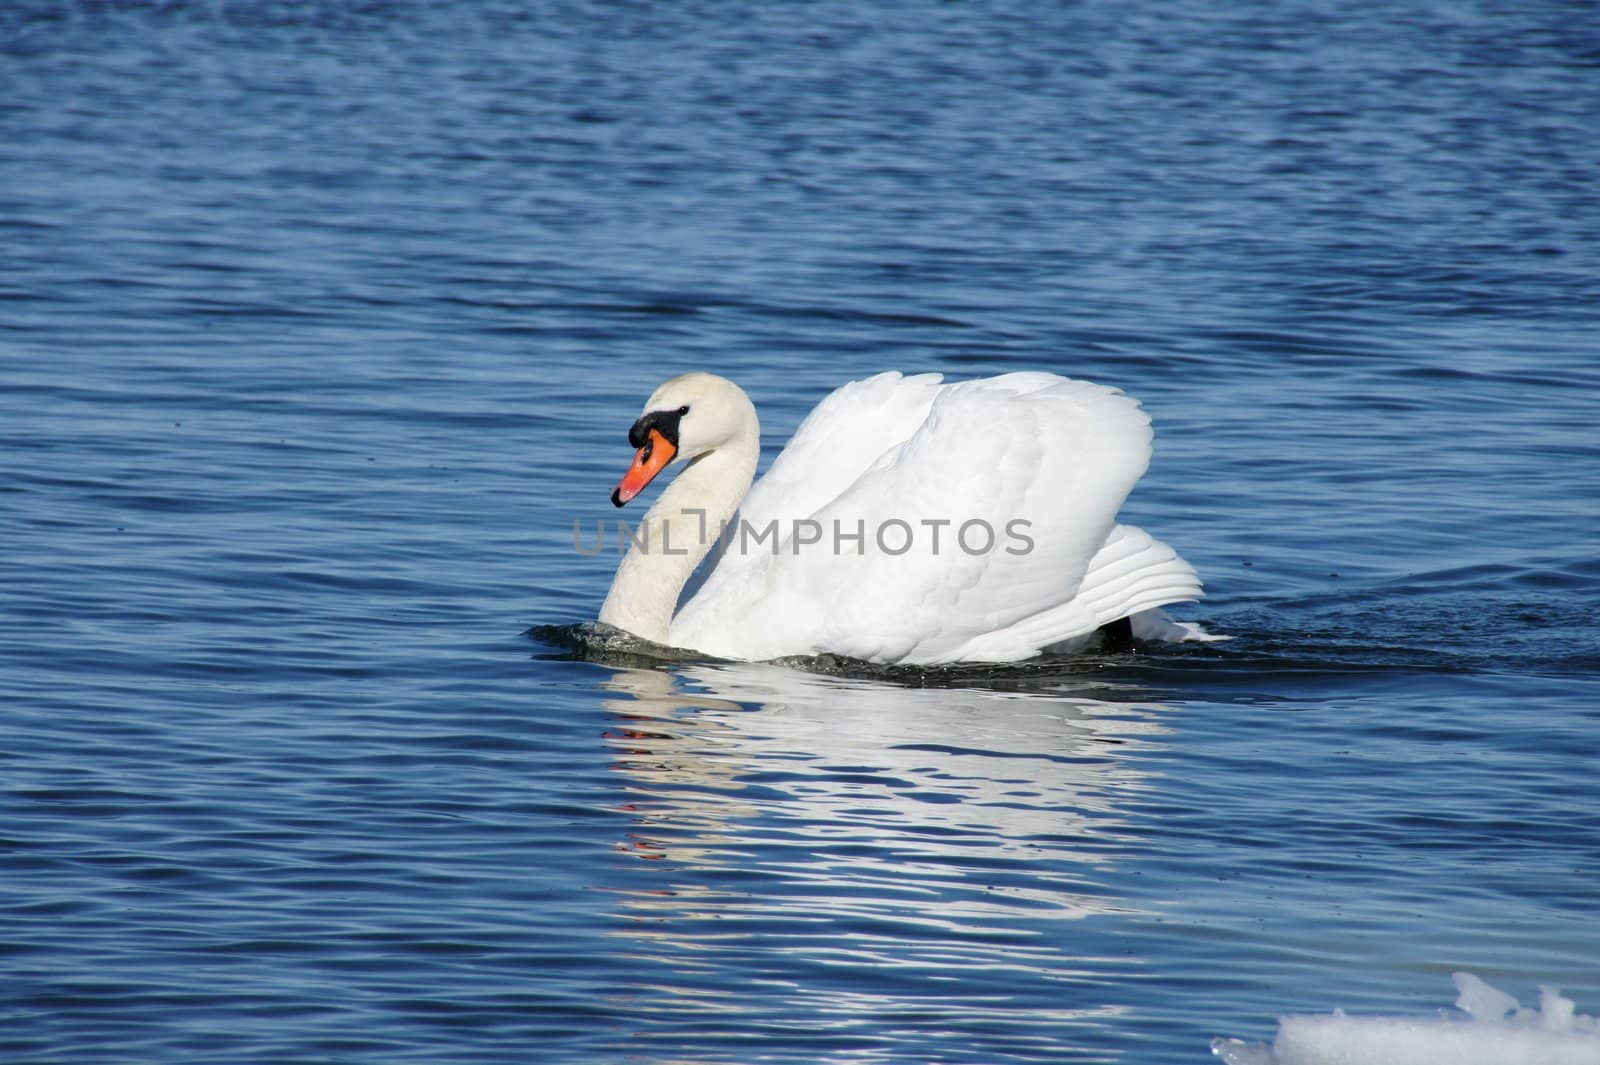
[815,373,1158,662]
[734,370,945,532]
[675,373,1188,664]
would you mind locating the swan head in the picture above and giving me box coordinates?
[611,372,758,507]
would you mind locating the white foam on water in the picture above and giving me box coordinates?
[1212,972,1600,1065]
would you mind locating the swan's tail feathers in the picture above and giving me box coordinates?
[1074,523,1203,631]
[953,524,1206,660]
[1076,523,1226,645]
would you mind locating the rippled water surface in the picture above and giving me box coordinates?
[4,2,1599,1062]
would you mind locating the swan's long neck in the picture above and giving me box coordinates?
[598,431,759,646]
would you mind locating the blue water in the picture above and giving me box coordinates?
[3,2,1599,1062]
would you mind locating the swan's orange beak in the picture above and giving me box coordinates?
[612,428,676,507]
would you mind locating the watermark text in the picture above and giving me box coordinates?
[573,513,1035,558]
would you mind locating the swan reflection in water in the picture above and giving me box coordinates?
[593,661,1176,1059]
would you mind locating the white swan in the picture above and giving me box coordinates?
[598,370,1205,665]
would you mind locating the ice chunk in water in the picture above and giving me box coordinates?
[1453,971,1518,1023]
[1212,972,1600,1065]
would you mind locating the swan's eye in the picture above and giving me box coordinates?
[677,405,690,416]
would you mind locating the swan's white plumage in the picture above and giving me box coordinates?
[601,371,1206,665]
